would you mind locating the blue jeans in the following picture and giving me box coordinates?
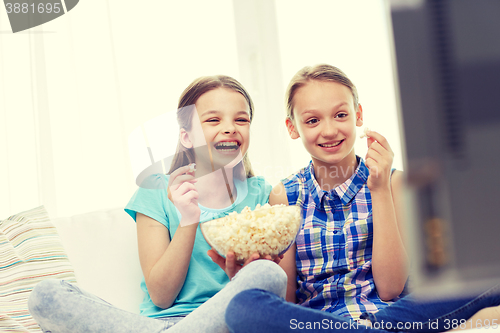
[28,260,287,333]
[226,284,500,333]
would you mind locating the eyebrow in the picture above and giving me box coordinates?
[333,102,349,109]
[300,102,350,115]
[200,110,250,117]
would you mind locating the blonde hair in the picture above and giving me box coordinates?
[168,75,255,178]
[285,64,359,120]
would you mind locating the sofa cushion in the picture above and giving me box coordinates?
[0,206,76,333]
[51,207,144,314]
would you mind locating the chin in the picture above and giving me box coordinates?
[313,153,347,166]
[212,151,244,170]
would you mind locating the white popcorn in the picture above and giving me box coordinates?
[360,127,370,139]
[201,204,302,262]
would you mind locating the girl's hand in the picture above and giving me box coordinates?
[364,130,394,192]
[207,249,283,280]
[168,164,200,224]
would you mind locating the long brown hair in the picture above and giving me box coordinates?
[285,64,359,120]
[167,75,255,178]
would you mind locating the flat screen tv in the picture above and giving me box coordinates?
[390,0,500,297]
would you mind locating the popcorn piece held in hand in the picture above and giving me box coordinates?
[360,127,371,139]
[201,204,302,262]
[188,163,196,173]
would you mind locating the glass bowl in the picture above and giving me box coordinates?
[201,204,302,263]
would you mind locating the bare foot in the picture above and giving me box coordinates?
[449,305,500,331]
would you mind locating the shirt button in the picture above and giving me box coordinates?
[333,230,338,234]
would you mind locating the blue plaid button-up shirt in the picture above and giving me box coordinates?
[283,157,393,319]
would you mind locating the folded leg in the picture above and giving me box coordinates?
[28,279,166,333]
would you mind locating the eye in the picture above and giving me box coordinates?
[236,118,250,123]
[305,118,319,125]
[205,118,220,123]
[336,112,348,119]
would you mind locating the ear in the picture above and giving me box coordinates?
[355,104,364,127]
[179,128,193,149]
[286,118,300,139]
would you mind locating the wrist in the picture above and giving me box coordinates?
[369,184,391,195]
[179,217,200,228]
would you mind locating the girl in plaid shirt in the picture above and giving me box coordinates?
[273,63,408,318]
[225,64,500,332]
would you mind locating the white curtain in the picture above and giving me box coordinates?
[0,0,401,219]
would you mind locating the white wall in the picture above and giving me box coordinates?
[0,0,401,219]
[275,0,402,175]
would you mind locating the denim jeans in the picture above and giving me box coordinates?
[28,260,287,333]
[225,283,500,333]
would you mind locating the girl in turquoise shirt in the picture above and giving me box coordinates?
[29,75,287,333]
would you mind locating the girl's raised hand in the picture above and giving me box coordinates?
[364,130,394,192]
[168,164,200,225]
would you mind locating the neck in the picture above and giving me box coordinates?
[312,152,358,192]
[194,167,236,209]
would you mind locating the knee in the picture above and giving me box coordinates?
[226,289,284,332]
[226,289,266,330]
[237,260,287,298]
[28,279,66,318]
[229,289,272,309]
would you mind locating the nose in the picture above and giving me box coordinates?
[321,120,338,138]
[222,121,236,134]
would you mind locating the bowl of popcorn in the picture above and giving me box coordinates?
[201,204,302,263]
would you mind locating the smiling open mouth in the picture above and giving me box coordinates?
[318,140,343,148]
[214,141,240,152]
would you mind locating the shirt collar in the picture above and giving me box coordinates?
[305,156,369,208]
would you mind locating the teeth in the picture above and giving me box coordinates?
[320,141,341,148]
[216,141,239,147]
[215,141,239,150]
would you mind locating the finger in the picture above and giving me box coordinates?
[243,253,260,267]
[364,157,379,170]
[169,165,198,187]
[367,141,384,155]
[366,145,393,172]
[207,249,223,265]
[272,255,282,265]
[367,136,376,149]
[169,165,193,182]
[365,147,383,165]
[207,249,226,269]
[225,251,239,277]
[365,159,389,180]
[175,182,198,197]
[367,141,385,155]
[365,130,392,152]
[188,191,199,202]
[170,174,197,188]
[168,173,197,201]
[368,142,394,162]
[364,158,378,174]
[175,190,198,206]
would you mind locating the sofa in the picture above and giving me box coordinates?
[1,206,498,332]
[0,206,143,332]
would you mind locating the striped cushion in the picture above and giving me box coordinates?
[0,206,77,332]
